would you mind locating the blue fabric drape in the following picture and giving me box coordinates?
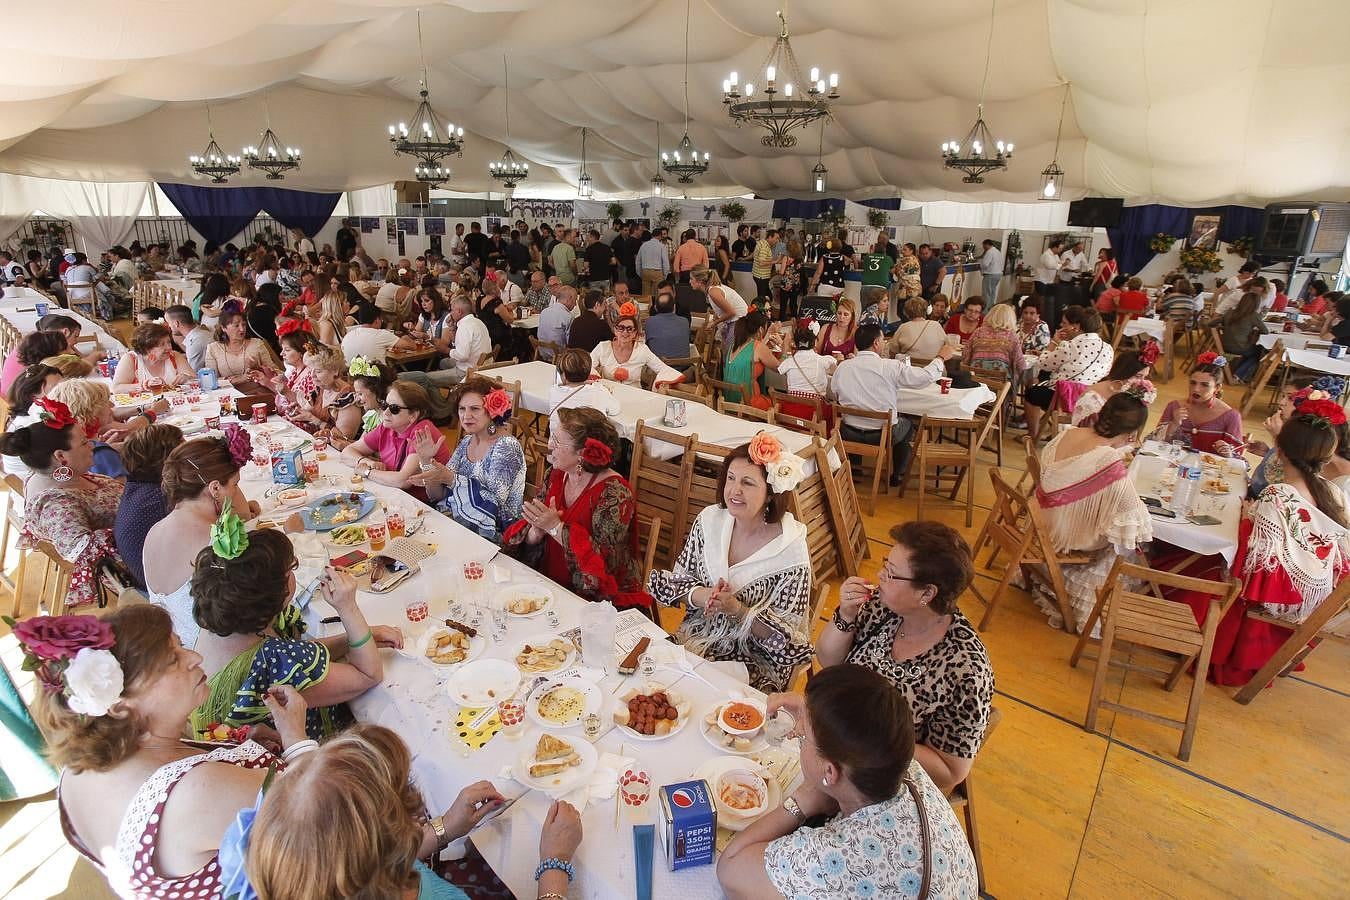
[1105,204,1266,277]
[158,183,342,245]
[769,197,901,219]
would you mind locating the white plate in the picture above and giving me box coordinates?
[526,677,602,730]
[416,625,487,670]
[692,756,781,831]
[501,585,553,618]
[512,633,576,675]
[609,684,693,742]
[514,730,599,793]
[445,658,520,708]
[698,702,771,756]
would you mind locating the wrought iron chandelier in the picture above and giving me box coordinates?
[1040,84,1069,199]
[941,0,1012,183]
[577,127,594,199]
[722,8,839,148]
[243,97,300,180]
[811,121,827,193]
[650,122,666,198]
[189,104,240,183]
[389,10,463,187]
[662,0,710,183]
[487,57,527,197]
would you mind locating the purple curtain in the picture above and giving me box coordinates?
[1105,204,1266,277]
[158,183,342,245]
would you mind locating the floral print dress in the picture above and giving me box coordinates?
[276,365,321,432]
[436,434,526,543]
[764,762,978,898]
[21,474,125,608]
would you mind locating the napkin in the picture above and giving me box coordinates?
[500,751,634,808]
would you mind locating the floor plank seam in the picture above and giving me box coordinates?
[1286,675,1350,699]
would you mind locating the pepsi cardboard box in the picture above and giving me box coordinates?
[271,448,304,484]
[658,779,716,870]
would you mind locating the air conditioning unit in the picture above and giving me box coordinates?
[1255,202,1350,260]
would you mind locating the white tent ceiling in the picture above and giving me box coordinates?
[2,0,1348,205]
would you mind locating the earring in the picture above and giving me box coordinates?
[51,465,73,483]
[488,422,497,435]
[821,777,829,787]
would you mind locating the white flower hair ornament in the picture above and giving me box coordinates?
[747,432,808,493]
[63,648,125,717]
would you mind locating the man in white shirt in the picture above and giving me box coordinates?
[978,239,1004,304]
[637,227,671,297]
[164,304,213,373]
[494,269,525,306]
[832,323,958,484]
[397,296,492,420]
[341,311,417,364]
[1033,239,1065,330]
[537,285,578,358]
[1057,241,1089,313]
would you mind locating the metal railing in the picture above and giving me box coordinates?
[3,217,75,256]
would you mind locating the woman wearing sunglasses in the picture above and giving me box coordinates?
[588,304,683,389]
[339,381,450,500]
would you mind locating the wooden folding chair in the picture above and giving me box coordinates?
[831,404,892,516]
[716,395,773,424]
[1,475,28,616]
[811,431,870,575]
[657,381,713,408]
[65,281,97,319]
[467,357,519,377]
[949,706,1002,895]
[911,382,1009,527]
[1072,559,1240,760]
[628,421,698,570]
[965,367,1010,467]
[789,581,834,687]
[661,356,703,384]
[28,540,76,618]
[967,469,1086,631]
[1013,435,1041,493]
[1239,338,1284,417]
[768,387,832,435]
[638,514,664,589]
[527,336,562,361]
[704,376,751,407]
[1232,577,1350,704]
[773,409,827,438]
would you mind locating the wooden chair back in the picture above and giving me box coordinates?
[704,375,750,407]
[811,431,868,576]
[0,474,25,615]
[716,395,774,424]
[1233,575,1350,704]
[528,336,562,362]
[30,539,75,618]
[662,356,703,386]
[638,514,664,590]
[65,281,96,318]
[965,368,1010,467]
[780,447,843,583]
[628,421,698,569]
[657,381,713,408]
[967,468,1085,631]
[768,387,826,422]
[831,404,893,515]
[1073,558,1241,760]
[911,381,1009,527]
[1239,338,1284,417]
[467,357,519,377]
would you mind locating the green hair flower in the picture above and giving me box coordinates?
[348,356,381,378]
[211,499,250,561]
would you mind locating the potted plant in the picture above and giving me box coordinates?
[866,208,889,229]
[1150,233,1178,254]
[1226,235,1254,258]
[606,201,626,222]
[1177,245,1223,275]
[658,204,681,227]
[718,201,746,223]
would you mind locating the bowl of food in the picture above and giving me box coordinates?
[716,768,769,819]
[503,586,552,617]
[718,699,766,738]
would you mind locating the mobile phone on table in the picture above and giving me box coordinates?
[1187,514,1221,526]
[1148,506,1177,518]
[370,555,413,592]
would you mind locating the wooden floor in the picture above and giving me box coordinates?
[2,336,1347,898]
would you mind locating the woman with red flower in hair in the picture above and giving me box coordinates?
[0,398,125,607]
[502,406,652,610]
[412,378,525,543]
[267,328,324,432]
[1165,405,1349,687]
[1150,353,1243,456]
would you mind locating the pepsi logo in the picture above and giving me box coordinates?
[671,789,695,808]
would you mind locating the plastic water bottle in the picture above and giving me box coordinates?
[1172,456,1200,515]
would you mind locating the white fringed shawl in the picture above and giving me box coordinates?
[1036,431,1153,555]
[1244,483,1350,624]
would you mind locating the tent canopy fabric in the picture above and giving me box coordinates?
[2,1,1348,205]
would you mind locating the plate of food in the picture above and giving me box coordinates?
[272,486,310,507]
[502,585,553,618]
[513,635,575,674]
[699,698,770,755]
[692,756,780,831]
[611,684,692,741]
[1201,477,1231,495]
[515,731,598,792]
[328,524,369,546]
[112,391,154,408]
[417,621,486,669]
[300,491,377,531]
[445,658,519,708]
[526,677,602,730]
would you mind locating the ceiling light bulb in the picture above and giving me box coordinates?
[729,71,738,86]
[1043,181,1056,198]
[830,73,839,88]
[745,83,754,95]
[810,67,819,83]
[766,66,776,82]
[784,83,793,97]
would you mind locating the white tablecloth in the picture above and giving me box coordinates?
[222,408,787,900]
[1124,317,1167,341]
[488,361,834,470]
[1281,346,1350,378]
[0,299,127,353]
[1129,442,1245,566]
[1257,331,1326,352]
[896,382,996,420]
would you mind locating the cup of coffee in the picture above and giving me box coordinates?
[937,378,952,394]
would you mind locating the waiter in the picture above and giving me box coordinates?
[1034,238,1065,329]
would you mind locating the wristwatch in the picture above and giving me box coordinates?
[782,795,807,824]
[428,815,448,849]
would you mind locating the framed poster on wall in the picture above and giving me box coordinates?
[1188,214,1220,250]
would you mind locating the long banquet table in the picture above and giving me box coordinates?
[201,396,801,899]
[1129,440,1246,567]
[0,287,128,353]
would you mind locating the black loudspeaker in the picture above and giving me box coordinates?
[1066,198,1125,228]
[1256,202,1350,260]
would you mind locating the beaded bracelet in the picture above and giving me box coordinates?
[348,629,374,649]
[831,607,858,633]
[534,857,575,883]
[537,893,566,900]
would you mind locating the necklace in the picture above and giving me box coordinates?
[894,611,950,642]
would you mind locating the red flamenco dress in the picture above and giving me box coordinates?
[501,468,654,611]
[1166,483,1349,686]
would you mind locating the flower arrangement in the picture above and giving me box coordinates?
[718,201,747,223]
[580,437,614,467]
[819,208,851,228]
[211,499,250,560]
[1137,339,1161,368]
[3,614,124,716]
[1122,377,1158,406]
[606,201,627,222]
[1226,235,1254,258]
[658,204,681,227]
[746,432,808,493]
[221,423,253,469]
[1149,233,1178,254]
[1178,245,1222,274]
[34,397,76,430]
[866,208,890,229]
[1297,399,1348,427]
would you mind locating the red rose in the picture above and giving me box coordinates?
[612,367,630,383]
[580,437,613,467]
[1298,508,1312,523]
[33,397,76,431]
[12,615,115,662]
[483,388,513,421]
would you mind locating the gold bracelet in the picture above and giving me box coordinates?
[537,893,567,900]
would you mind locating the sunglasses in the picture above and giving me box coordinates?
[380,402,412,415]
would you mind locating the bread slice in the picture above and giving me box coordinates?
[535,734,574,761]
[529,752,580,778]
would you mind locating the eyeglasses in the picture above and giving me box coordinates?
[879,565,925,586]
[614,325,637,333]
[380,402,411,415]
